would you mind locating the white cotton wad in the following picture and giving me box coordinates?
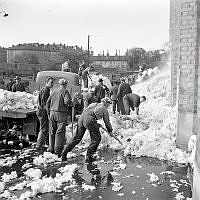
[0,89,37,111]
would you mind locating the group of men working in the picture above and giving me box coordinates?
[5,76,26,92]
[36,75,146,163]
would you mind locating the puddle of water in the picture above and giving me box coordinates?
[0,147,192,200]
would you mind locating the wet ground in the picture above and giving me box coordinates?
[0,145,192,200]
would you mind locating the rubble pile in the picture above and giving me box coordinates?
[0,89,37,111]
[76,69,190,164]
[136,67,160,83]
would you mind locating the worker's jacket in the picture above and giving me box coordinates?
[124,93,140,109]
[38,87,50,108]
[82,69,89,80]
[36,87,50,117]
[110,85,119,101]
[85,103,113,133]
[12,83,26,92]
[46,87,72,114]
[94,84,109,103]
[117,82,132,100]
[83,92,98,109]
[5,82,13,91]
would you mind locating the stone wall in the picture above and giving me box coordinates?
[170,0,200,199]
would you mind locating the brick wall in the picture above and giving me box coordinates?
[170,0,200,198]
[170,0,181,106]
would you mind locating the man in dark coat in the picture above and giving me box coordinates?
[117,78,132,115]
[12,76,26,92]
[61,97,114,162]
[110,81,120,114]
[46,78,72,157]
[36,77,54,149]
[123,93,146,115]
[94,78,110,103]
[5,79,14,91]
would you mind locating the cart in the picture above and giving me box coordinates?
[0,108,38,139]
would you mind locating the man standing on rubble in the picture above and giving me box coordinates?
[94,78,110,103]
[123,93,146,115]
[46,78,72,157]
[61,97,114,162]
[36,77,54,149]
[82,66,91,88]
[117,78,132,115]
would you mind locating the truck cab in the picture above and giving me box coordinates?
[30,71,81,96]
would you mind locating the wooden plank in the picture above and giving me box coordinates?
[0,109,36,119]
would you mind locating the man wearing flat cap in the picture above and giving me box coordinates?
[46,78,72,157]
[12,76,26,92]
[94,78,110,103]
[62,97,113,162]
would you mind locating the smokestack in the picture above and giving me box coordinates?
[116,50,118,56]
[103,50,105,56]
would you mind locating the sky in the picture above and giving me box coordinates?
[0,0,170,55]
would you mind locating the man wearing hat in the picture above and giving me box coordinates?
[94,78,110,103]
[46,78,72,157]
[117,78,132,115]
[62,97,113,162]
[12,76,26,92]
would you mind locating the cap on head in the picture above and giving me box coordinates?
[98,78,103,83]
[59,78,68,85]
[101,97,112,104]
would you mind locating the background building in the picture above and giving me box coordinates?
[91,52,128,70]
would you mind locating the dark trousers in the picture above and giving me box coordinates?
[118,98,126,115]
[83,78,88,88]
[62,110,101,157]
[49,111,67,156]
[112,100,120,114]
[36,109,49,147]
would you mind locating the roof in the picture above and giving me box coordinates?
[7,45,59,52]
